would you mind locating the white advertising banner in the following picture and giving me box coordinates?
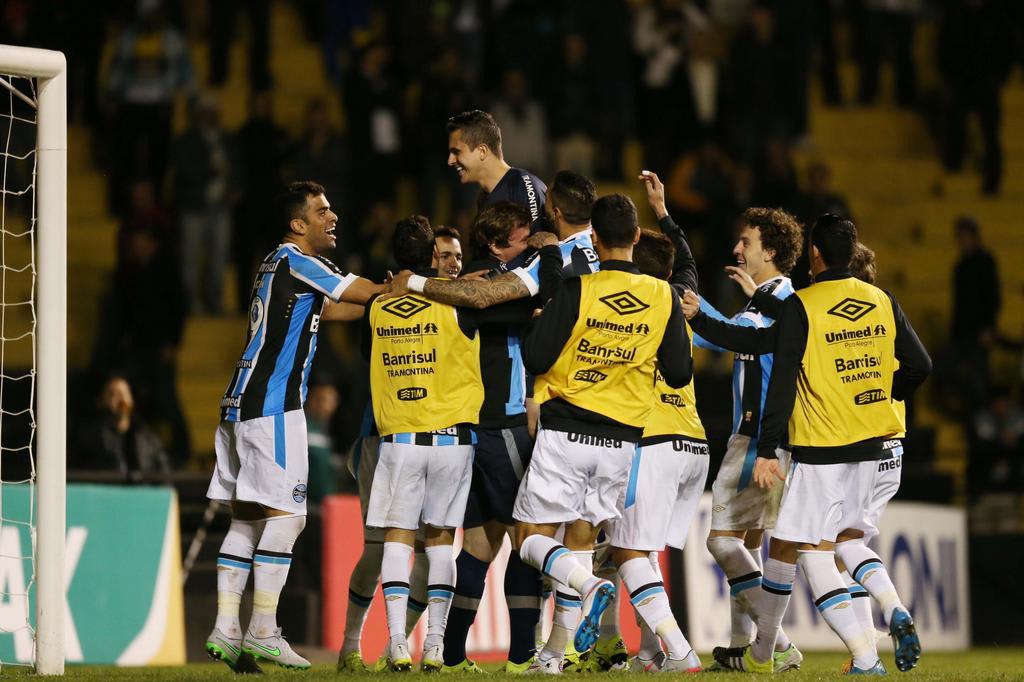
[682,495,969,651]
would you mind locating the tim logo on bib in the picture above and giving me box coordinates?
[599,291,650,316]
[827,297,876,322]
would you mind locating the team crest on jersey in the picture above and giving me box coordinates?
[249,297,265,333]
[599,291,650,316]
[292,483,307,503]
[382,295,431,320]
[827,297,876,322]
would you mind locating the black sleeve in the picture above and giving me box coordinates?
[537,244,565,304]
[756,296,808,459]
[360,294,380,362]
[660,215,699,296]
[750,287,784,319]
[656,288,693,388]
[472,295,537,328]
[455,306,479,340]
[523,277,581,375]
[689,311,779,355]
[887,291,932,401]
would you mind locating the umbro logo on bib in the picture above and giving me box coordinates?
[827,297,876,322]
[382,296,431,319]
[599,291,650,316]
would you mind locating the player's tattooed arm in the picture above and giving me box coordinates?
[423,271,530,309]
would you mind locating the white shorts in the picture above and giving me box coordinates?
[207,409,309,516]
[609,437,710,551]
[366,439,474,530]
[513,428,635,527]
[773,458,877,545]
[711,434,789,531]
[840,439,903,541]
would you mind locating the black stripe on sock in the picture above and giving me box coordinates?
[628,582,663,599]
[727,571,762,586]
[382,581,410,590]
[850,591,871,598]
[541,545,566,575]
[554,590,581,603]
[253,549,292,559]
[427,584,456,593]
[814,588,849,607]
[763,584,792,596]
[218,553,253,564]
[853,558,881,576]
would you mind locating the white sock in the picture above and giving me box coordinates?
[249,515,305,638]
[843,569,876,638]
[799,550,877,670]
[381,542,414,640]
[216,518,265,638]
[619,557,690,659]
[836,540,905,625]
[424,544,455,645]
[407,549,429,635]
[544,586,580,660]
[519,535,599,595]
[341,541,383,655]
[707,536,760,647]
[750,558,795,663]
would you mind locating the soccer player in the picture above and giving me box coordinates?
[447,110,547,225]
[439,203,543,674]
[362,216,486,672]
[337,217,464,673]
[513,194,693,674]
[687,215,931,674]
[603,176,707,673]
[433,225,464,278]
[692,208,804,671]
[205,181,382,672]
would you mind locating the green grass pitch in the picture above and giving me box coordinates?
[6,649,1021,680]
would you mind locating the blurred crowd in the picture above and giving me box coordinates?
[2,0,1022,511]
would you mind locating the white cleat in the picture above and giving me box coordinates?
[422,641,444,673]
[242,627,310,669]
[629,652,666,673]
[661,650,702,673]
[387,637,413,672]
[773,643,804,673]
[524,656,563,674]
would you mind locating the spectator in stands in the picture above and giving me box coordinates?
[233,91,289,313]
[171,93,240,315]
[752,139,799,208]
[548,33,597,177]
[852,0,921,107]
[490,68,550,179]
[208,0,271,90]
[633,0,688,170]
[951,216,1001,407]
[968,386,1024,501]
[290,98,350,237]
[938,0,1012,195]
[75,375,171,482]
[105,0,194,214]
[306,382,347,502]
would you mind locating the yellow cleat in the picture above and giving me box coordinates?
[337,650,368,672]
[442,659,487,673]
[586,635,629,671]
[505,657,536,674]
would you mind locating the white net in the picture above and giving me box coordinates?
[0,72,38,668]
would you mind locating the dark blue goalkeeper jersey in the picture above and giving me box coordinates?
[477,166,547,225]
[221,243,355,422]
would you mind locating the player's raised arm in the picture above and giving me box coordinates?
[640,170,698,296]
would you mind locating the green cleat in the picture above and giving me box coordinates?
[373,654,390,672]
[337,650,368,672]
[206,627,263,674]
[773,643,803,672]
[442,659,488,673]
[505,657,536,674]
[586,635,629,671]
[711,645,773,673]
[563,641,585,672]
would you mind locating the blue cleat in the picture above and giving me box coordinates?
[573,579,616,654]
[844,659,887,675]
[889,608,921,672]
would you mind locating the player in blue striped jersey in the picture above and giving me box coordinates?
[690,208,805,672]
[206,181,382,672]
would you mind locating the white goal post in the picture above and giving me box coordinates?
[0,45,66,675]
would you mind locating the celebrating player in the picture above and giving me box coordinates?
[205,181,382,672]
[432,225,464,279]
[513,194,693,674]
[690,215,931,674]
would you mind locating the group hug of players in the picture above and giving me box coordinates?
[204,110,931,676]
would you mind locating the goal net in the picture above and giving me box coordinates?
[0,45,66,675]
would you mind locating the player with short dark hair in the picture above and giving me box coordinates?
[206,181,381,673]
[432,225,463,279]
[447,110,547,225]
